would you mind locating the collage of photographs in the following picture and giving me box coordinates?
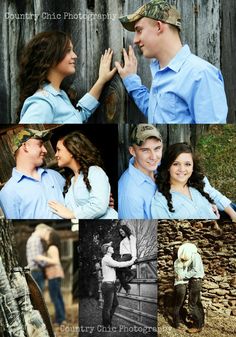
[0,1,235,337]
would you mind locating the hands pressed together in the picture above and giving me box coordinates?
[99,45,138,83]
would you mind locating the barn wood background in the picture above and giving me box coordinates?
[158,220,236,317]
[0,0,235,124]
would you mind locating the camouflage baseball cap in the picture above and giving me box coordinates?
[130,124,162,146]
[12,128,51,154]
[101,242,112,255]
[119,0,181,32]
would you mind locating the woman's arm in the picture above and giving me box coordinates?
[223,205,236,220]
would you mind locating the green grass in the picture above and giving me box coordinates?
[196,125,236,201]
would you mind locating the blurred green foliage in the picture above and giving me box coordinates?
[196,125,236,201]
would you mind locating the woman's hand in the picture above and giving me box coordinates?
[34,255,45,262]
[48,200,76,219]
[98,48,117,85]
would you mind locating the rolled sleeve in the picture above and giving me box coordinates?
[76,93,100,122]
[203,177,231,210]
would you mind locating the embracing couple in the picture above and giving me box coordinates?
[119,124,236,220]
[0,128,118,220]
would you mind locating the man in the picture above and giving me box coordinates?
[173,243,205,334]
[118,124,234,219]
[26,223,52,291]
[101,242,135,328]
[115,0,228,123]
[118,124,162,219]
[0,128,65,219]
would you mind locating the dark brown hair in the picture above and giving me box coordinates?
[155,143,213,212]
[60,131,104,194]
[17,31,74,120]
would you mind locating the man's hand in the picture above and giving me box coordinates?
[115,45,138,79]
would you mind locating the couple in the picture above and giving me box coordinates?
[0,128,117,219]
[17,1,227,125]
[119,124,236,219]
[173,243,204,334]
[26,224,65,326]
[101,225,137,327]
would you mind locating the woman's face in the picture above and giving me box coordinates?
[55,140,73,168]
[169,152,193,186]
[119,229,126,237]
[54,41,77,77]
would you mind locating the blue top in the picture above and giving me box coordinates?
[19,83,100,123]
[65,166,118,219]
[118,158,231,219]
[118,158,157,219]
[151,187,218,219]
[185,253,205,279]
[123,45,228,124]
[0,168,65,219]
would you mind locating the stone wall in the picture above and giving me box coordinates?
[158,220,236,317]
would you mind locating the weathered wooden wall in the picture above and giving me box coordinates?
[0,0,235,123]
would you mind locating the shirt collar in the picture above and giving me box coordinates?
[43,83,64,97]
[151,44,191,74]
[128,157,156,186]
[13,167,47,183]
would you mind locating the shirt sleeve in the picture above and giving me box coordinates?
[174,259,187,280]
[203,176,231,211]
[76,93,100,122]
[185,254,204,279]
[19,97,55,123]
[0,187,20,219]
[151,192,171,219]
[123,74,150,118]
[191,68,228,123]
[107,256,134,268]
[72,167,110,219]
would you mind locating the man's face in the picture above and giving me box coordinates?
[23,138,47,166]
[129,138,163,176]
[133,17,160,58]
[107,246,114,255]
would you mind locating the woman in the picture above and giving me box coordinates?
[116,225,137,295]
[17,31,116,123]
[151,143,236,219]
[35,230,65,326]
[48,131,118,219]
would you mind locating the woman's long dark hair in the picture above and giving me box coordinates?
[48,230,61,257]
[17,31,77,121]
[155,143,214,212]
[119,225,132,240]
[60,131,104,195]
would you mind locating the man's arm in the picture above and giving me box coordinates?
[115,46,150,118]
[107,256,135,268]
[191,68,228,123]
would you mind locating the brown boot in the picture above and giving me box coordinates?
[187,327,202,333]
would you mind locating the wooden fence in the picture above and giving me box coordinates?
[0,0,235,123]
[98,254,157,328]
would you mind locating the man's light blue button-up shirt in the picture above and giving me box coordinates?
[118,158,157,219]
[123,45,228,124]
[0,168,65,219]
[19,83,99,123]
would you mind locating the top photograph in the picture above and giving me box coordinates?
[0,0,235,124]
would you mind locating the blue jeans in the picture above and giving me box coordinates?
[188,279,204,328]
[101,282,118,327]
[48,278,65,324]
[173,284,188,328]
[31,269,45,291]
